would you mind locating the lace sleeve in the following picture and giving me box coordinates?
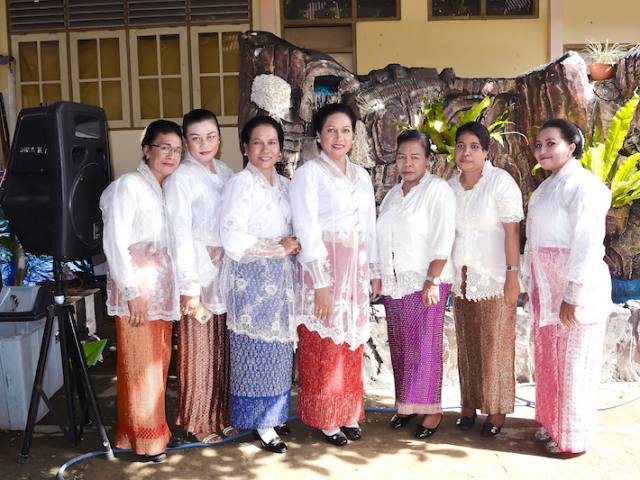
[495,172,524,224]
[303,259,331,289]
[563,281,584,306]
[164,175,200,296]
[369,262,381,280]
[100,176,139,299]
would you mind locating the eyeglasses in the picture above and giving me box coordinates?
[188,134,219,146]
[149,143,184,158]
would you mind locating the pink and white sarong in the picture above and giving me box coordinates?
[532,247,607,453]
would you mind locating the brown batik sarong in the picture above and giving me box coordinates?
[176,314,231,433]
[453,295,516,414]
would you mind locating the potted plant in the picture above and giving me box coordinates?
[584,40,627,81]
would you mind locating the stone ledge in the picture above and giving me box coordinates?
[364,302,640,391]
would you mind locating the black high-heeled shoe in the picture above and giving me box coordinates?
[274,423,291,436]
[455,413,477,431]
[340,426,362,441]
[414,416,442,439]
[321,431,348,446]
[389,414,416,429]
[480,421,503,437]
[254,431,288,453]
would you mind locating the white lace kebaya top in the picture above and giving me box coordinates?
[521,159,612,326]
[290,152,380,287]
[377,173,456,299]
[290,152,379,349]
[163,154,233,313]
[449,161,524,301]
[100,161,179,321]
[219,162,292,263]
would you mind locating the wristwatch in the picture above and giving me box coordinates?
[426,275,441,285]
[506,265,519,272]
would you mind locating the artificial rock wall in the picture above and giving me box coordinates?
[239,31,640,279]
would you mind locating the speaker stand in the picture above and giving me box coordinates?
[19,260,114,463]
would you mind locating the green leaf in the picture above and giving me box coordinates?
[587,144,607,181]
[612,152,640,186]
[83,339,107,367]
[458,96,491,126]
[531,163,542,174]
[602,93,640,182]
[491,132,504,146]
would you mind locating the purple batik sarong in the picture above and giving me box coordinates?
[382,284,450,415]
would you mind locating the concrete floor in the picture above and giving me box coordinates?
[1,344,639,479]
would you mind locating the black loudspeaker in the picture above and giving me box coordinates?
[0,102,111,260]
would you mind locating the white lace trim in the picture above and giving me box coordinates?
[226,325,297,346]
[500,214,524,223]
[296,315,371,351]
[381,271,426,299]
[106,306,177,322]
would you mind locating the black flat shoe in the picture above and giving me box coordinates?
[341,426,362,441]
[389,414,416,429]
[481,421,503,437]
[414,418,442,439]
[259,437,288,454]
[322,432,348,446]
[456,414,477,431]
[274,423,291,436]
[136,452,167,463]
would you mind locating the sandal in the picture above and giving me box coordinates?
[191,432,224,444]
[221,425,239,437]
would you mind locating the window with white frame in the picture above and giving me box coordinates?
[191,25,248,126]
[129,28,190,127]
[70,31,130,128]
[11,33,69,110]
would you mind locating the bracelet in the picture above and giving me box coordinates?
[506,265,519,272]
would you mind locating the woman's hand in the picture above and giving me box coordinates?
[280,236,301,256]
[127,296,149,327]
[422,280,440,307]
[314,287,332,321]
[559,301,579,327]
[180,295,200,318]
[370,278,381,302]
[503,273,519,308]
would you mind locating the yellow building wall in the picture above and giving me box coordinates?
[356,0,549,78]
[563,0,640,45]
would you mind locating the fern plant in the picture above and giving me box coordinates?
[400,96,519,165]
[582,92,640,208]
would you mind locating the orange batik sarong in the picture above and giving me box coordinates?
[115,316,173,455]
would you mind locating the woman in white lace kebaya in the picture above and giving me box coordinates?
[219,116,300,454]
[377,130,456,440]
[100,120,182,462]
[523,119,612,454]
[290,103,381,447]
[163,109,235,444]
[449,121,523,437]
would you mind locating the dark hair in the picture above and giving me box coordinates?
[455,121,491,151]
[182,109,220,137]
[240,115,284,150]
[396,129,431,157]
[141,119,182,163]
[539,118,584,159]
[312,103,357,134]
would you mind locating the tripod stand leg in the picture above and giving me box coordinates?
[64,306,115,460]
[19,309,55,464]
[57,307,80,446]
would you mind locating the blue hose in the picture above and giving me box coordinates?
[54,386,640,480]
